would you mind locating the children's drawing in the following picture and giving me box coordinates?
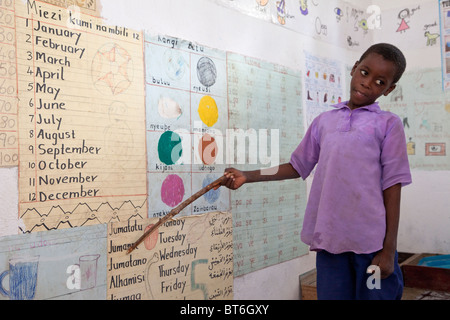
[315,16,327,36]
[358,18,369,34]
[256,0,269,6]
[19,199,146,234]
[158,96,183,119]
[346,36,360,47]
[347,6,370,39]
[299,0,308,15]
[202,175,221,204]
[197,57,217,87]
[157,131,183,165]
[403,117,410,129]
[0,225,107,300]
[0,256,39,300]
[334,7,343,22]
[378,68,450,170]
[198,95,219,127]
[276,0,286,25]
[198,134,218,165]
[66,254,101,290]
[304,51,343,127]
[407,138,416,155]
[424,31,440,46]
[425,143,446,156]
[164,49,188,80]
[92,43,134,96]
[216,0,372,50]
[103,101,137,176]
[352,14,368,35]
[160,174,185,207]
[397,9,410,33]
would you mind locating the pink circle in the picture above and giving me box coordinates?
[161,174,185,207]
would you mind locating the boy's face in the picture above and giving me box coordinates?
[348,53,397,109]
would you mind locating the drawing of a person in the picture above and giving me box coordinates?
[256,0,269,6]
[397,9,410,33]
[300,0,308,15]
[335,7,343,22]
[277,0,286,25]
[403,117,409,129]
[420,118,430,130]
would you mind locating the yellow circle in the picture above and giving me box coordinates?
[198,96,219,127]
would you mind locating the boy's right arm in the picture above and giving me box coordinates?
[220,163,300,190]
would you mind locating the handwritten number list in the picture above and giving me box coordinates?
[16,0,147,233]
[0,1,18,167]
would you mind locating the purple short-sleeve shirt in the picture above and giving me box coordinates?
[290,101,412,254]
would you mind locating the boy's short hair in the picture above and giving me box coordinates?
[359,43,406,84]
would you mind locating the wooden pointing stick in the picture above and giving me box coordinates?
[127,175,227,255]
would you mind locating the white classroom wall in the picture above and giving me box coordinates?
[0,0,448,300]
[372,0,450,255]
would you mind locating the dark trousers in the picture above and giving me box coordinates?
[316,250,403,300]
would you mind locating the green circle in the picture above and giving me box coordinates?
[158,131,182,165]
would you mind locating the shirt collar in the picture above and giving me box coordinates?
[331,101,382,113]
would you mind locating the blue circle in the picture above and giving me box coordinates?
[202,175,220,204]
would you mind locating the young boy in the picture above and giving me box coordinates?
[219,43,412,300]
